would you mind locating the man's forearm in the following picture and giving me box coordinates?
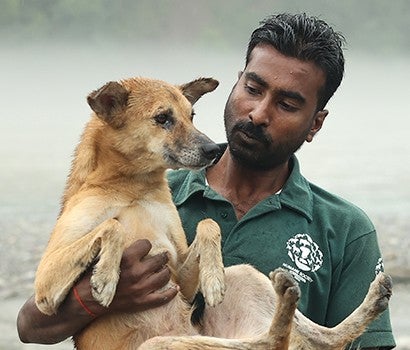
[17,241,177,344]
[17,292,96,344]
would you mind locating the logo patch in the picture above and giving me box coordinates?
[375,257,384,275]
[286,233,323,272]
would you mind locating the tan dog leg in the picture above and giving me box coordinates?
[265,268,300,349]
[178,219,225,306]
[291,272,393,349]
[35,218,124,315]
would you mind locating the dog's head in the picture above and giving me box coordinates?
[87,77,220,171]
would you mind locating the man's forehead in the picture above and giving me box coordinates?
[245,45,326,101]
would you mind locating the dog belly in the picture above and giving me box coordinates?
[74,292,197,350]
[201,265,275,339]
[72,202,192,349]
[118,201,181,264]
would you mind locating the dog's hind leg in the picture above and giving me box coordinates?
[289,272,392,349]
[35,218,124,315]
[177,219,225,306]
[263,268,300,349]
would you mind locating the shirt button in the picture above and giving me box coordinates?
[220,211,228,219]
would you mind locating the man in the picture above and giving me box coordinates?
[17,13,395,349]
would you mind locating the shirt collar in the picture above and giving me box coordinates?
[170,151,313,222]
[280,156,314,222]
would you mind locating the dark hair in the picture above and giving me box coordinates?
[246,13,345,110]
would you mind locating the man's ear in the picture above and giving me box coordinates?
[179,78,219,105]
[87,81,129,127]
[306,110,328,142]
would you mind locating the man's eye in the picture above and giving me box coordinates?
[279,101,298,112]
[244,84,260,95]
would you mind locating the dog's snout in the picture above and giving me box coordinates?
[201,143,220,160]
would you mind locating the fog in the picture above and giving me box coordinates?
[1,3,410,348]
[1,44,409,221]
[2,42,410,349]
[1,0,409,226]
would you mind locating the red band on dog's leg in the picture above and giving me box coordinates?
[73,286,96,317]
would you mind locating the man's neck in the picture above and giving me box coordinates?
[206,148,290,219]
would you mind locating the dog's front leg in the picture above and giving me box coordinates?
[35,218,125,315]
[178,219,225,306]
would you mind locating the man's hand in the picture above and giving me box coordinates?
[17,239,178,344]
[77,239,179,316]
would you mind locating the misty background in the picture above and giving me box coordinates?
[1,1,409,348]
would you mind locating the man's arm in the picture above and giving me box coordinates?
[17,239,178,344]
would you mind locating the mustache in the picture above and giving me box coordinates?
[232,121,272,145]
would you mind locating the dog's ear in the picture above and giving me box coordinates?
[179,78,219,105]
[87,81,129,127]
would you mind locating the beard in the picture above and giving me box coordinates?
[224,99,307,171]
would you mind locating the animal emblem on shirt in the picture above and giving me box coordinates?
[286,233,323,272]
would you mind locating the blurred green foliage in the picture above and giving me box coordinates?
[1,0,409,53]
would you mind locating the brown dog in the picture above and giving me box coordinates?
[34,77,226,348]
[34,76,392,350]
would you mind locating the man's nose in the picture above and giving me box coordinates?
[249,98,271,126]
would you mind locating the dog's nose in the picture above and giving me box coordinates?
[201,143,220,160]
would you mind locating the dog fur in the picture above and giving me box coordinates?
[34,76,392,350]
[140,265,392,349]
[35,77,225,349]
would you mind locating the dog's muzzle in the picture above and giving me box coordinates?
[200,142,220,161]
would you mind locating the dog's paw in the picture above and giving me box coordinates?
[367,272,393,314]
[35,295,58,315]
[35,286,67,315]
[200,267,226,307]
[269,268,300,304]
[90,269,120,307]
[35,278,70,315]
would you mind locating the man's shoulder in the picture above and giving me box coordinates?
[308,181,375,237]
[309,181,367,215]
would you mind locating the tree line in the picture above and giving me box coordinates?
[1,0,409,54]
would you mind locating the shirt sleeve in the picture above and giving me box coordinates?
[326,230,396,349]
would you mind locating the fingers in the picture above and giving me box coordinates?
[113,264,178,313]
[98,239,180,313]
[135,264,172,294]
[121,239,152,266]
[121,242,169,287]
[137,285,180,311]
[122,240,168,271]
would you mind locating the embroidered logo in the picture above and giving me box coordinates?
[375,257,384,275]
[286,233,323,272]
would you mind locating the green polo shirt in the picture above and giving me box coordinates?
[167,154,395,349]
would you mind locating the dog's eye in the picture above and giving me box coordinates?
[154,113,173,128]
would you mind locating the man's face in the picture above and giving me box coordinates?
[224,44,328,170]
